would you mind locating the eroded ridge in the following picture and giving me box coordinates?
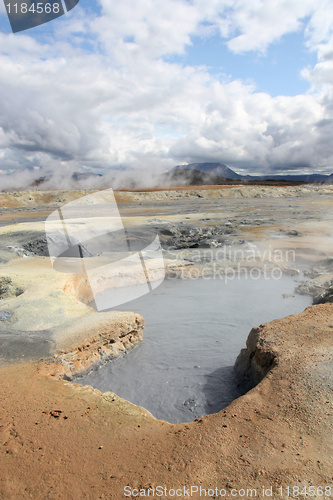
[39,313,144,380]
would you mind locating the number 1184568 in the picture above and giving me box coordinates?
[278,486,332,497]
[5,3,61,14]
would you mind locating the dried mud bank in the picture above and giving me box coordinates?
[39,312,144,380]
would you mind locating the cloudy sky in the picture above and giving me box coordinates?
[1,0,333,187]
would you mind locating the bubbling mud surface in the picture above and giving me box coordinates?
[79,275,311,423]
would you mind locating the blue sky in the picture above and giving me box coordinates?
[0,0,333,188]
[174,30,317,97]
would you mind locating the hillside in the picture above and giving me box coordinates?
[167,162,333,185]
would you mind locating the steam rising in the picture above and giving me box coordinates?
[0,164,174,192]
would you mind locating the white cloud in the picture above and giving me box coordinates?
[1,0,333,189]
[220,0,316,54]
[91,0,200,62]
[305,1,333,48]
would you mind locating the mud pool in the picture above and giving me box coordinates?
[78,275,311,423]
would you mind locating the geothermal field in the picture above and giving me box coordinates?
[0,185,333,499]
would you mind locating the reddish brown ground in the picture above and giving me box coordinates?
[1,304,332,500]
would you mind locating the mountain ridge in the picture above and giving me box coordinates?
[169,162,333,184]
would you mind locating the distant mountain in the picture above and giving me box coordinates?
[32,176,49,186]
[167,163,333,185]
[164,167,240,186]
[172,163,242,180]
[71,172,103,181]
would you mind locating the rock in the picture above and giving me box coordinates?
[0,277,24,299]
[309,258,333,276]
[0,311,12,321]
[296,278,333,298]
[156,222,234,250]
[234,326,276,392]
[22,237,49,257]
[313,286,333,304]
[7,246,34,257]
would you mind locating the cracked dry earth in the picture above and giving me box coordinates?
[0,186,333,499]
